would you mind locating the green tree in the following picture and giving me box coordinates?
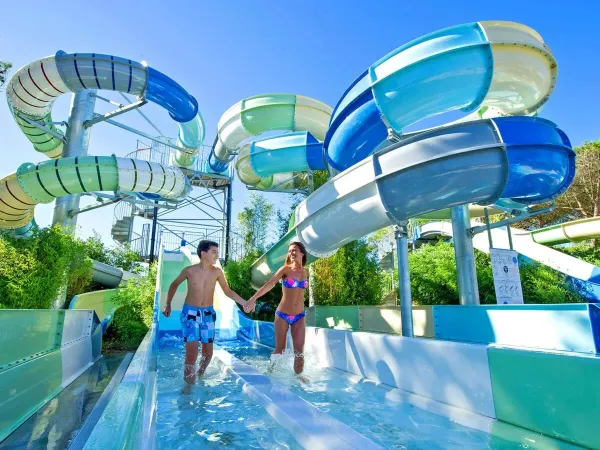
[238,193,274,254]
[81,231,141,272]
[0,60,12,90]
[312,239,384,306]
[276,194,303,238]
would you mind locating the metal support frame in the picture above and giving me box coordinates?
[69,198,122,217]
[394,222,414,337]
[15,114,67,142]
[451,205,480,305]
[225,182,233,264]
[468,203,555,238]
[149,202,159,263]
[53,89,97,229]
[83,99,147,128]
[101,117,192,153]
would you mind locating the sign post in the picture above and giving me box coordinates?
[490,248,524,304]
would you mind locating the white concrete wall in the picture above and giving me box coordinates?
[304,327,495,418]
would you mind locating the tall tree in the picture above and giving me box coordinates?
[0,60,12,90]
[276,194,302,238]
[238,193,274,254]
[312,239,384,306]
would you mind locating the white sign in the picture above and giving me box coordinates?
[490,248,524,304]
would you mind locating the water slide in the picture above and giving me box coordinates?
[1,50,208,236]
[204,21,573,288]
[417,218,600,300]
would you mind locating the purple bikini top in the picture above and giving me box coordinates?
[281,277,308,289]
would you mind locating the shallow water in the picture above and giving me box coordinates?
[219,339,579,450]
[156,338,302,449]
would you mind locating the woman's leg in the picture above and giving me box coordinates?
[290,317,306,374]
[273,314,289,354]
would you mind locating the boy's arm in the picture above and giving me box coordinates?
[162,268,187,317]
[216,269,248,308]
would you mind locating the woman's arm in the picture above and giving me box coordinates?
[249,266,287,303]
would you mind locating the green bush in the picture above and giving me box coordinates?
[313,239,384,306]
[224,251,282,321]
[408,241,583,305]
[557,242,600,266]
[103,263,157,350]
[82,232,141,272]
[0,225,94,309]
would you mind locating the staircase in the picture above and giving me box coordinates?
[111,216,133,244]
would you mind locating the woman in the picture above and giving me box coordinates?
[247,241,308,374]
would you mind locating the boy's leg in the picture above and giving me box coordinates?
[290,318,306,374]
[197,307,216,377]
[198,343,213,377]
[184,341,198,384]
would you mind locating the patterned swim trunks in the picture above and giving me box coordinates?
[180,304,217,344]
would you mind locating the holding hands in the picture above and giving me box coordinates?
[244,297,257,313]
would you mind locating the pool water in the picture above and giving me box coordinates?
[0,354,126,450]
[218,339,581,450]
[156,338,302,449]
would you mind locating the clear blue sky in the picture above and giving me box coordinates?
[1,0,599,246]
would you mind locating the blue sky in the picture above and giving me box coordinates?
[1,0,599,246]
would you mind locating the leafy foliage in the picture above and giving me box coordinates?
[238,193,274,254]
[82,231,142,272]
[0,60,12,89]
[312,239,384,306]
[0,225,143,310]
[103,263,158,350]
[0,225,93,309]
[408,241,584,305]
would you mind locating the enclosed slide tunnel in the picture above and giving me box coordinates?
[2,50,209,235]
[213,21,572,287]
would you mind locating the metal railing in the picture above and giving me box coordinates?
[125,139,234,179]
[127,222,246,262]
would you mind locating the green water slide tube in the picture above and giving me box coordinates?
[208,94,332,189]
[0,155,189,231]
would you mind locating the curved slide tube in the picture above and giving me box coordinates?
[6,51,205,167]
[417,220,600,300]
[91,259,138,287]
[236,131,326,188]
[0,155,189,230]
[324,20,556,171]
[250,21,568,286]
[252,116,574,287]
[208,94,332,187]
[530,217,600,245]
[2,50,209,235]
[69,289,119,332]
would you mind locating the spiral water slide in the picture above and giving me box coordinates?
[1,51,206,235]
[207,21,575,288]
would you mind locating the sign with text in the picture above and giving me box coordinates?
[490,248,524,304]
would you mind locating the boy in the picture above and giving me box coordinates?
[162,240,254,383]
